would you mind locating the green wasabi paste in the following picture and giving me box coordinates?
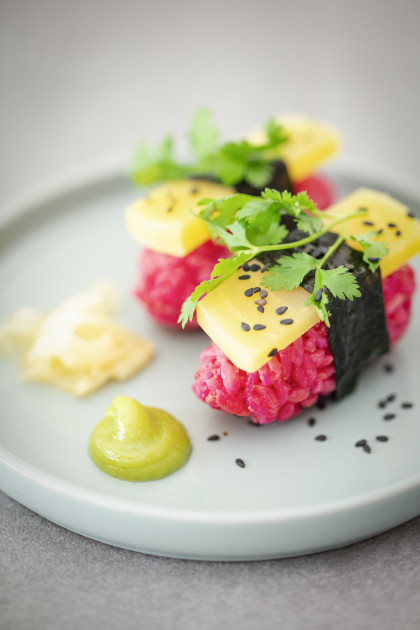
[89,396,191,481]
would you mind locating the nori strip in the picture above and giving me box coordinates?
[257,230,390,400]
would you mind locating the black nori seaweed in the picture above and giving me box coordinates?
[256,229,390,400]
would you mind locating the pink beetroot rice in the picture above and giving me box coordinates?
[134,175,335,328]
[134,240,230,328]
[192,264,416,424]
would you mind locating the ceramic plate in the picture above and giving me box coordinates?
[1,163,419,561]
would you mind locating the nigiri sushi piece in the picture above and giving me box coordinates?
[182,188,420,423]
[126,112,341,328]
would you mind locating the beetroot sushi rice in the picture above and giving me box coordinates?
[134,175,335,328]
[193,265,416,424]
[134,240,230,328]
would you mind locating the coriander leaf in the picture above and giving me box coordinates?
[243,161,273,188]
[247,222,288,246]
[178,252,250,327]
[261,252,317,291]
[131,136,188,185]
[219,221,255,250]
[350,231,389,272]
[189,108,219,158]
[320,266,361,300]
[295,212,324,235]
[236,198,274,228]
[198,194,253,228]
[264,119,289,147]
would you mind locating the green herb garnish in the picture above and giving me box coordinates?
[131,108,289,188]
[178,190,389,327]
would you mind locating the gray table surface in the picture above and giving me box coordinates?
[1,490,419,630]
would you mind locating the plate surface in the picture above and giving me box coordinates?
[0,164,419,561]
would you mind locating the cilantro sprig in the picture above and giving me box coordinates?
[131,108,289,188]
[178,190,389,327]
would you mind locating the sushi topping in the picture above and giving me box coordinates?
[178,189,390,328]
[131,108,290,189]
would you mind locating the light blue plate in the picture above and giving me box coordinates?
[0,162,419,560]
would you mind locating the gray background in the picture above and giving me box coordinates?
[1,1,420,628]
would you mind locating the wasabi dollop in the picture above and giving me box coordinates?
[89,396,191,481]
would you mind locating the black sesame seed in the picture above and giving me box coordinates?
[254,298,267,306]
[249,263,261,272]
[253,324,266,331]
[355,439,367,447]
[376,435,389,442]
[401,402,413,409]
[315,434,327,441]
[207,434,220,441]
[276,306,288,315]
[190,187,199,194]
[383,413,396,421]
[244,288,254,297]
[378,400,387,408]
[308,418,316,426]
[238,274,251,280]
[314,288,323,302]
[260,290,268,299]
[377,228,384,234]
[384,363,394,373]
[241,322,251,332]
[368,256,380,262]
[268,348,278,357]
[386,394,396,403]
[235,458,245,468]
[257,305,265,313]
[280,318,294,325]
[317,399,326,411]
[242,263,250,271]
[396,230,402,236]
[407,211,416,218]
[388,222,396,228]
[362,444,372,454]
[363,221,374,226]
[252,287,261,294]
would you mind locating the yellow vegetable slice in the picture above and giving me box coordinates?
[325,188,420,278]
[197,188,420,373]
[247,114,341,182]
[125,180,234,257]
